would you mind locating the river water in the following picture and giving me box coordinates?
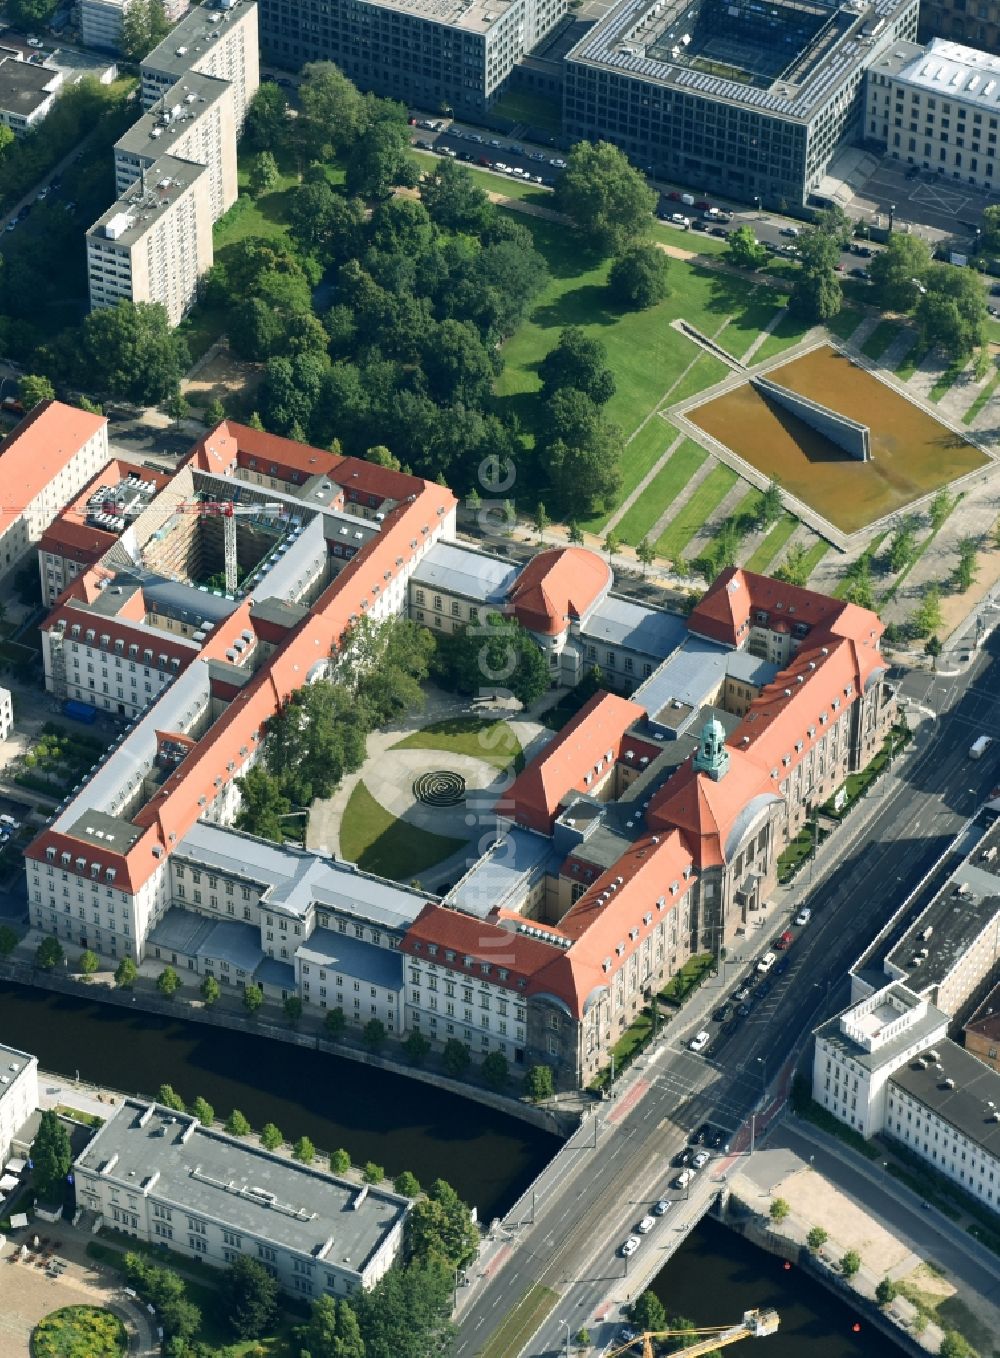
[1,980,906,1355]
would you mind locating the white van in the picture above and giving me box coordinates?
[757,951,776,975]
[970,736,993,759]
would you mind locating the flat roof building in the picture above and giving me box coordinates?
[866,36,1000,191]
[0,55,62,135]
[0,1042,39,1170]
[563,0,919,205]
[81,0,191,55]
[141,0,259,128]
[258,0,566,115]
[85,154,213,326]
[74,1098,409,1296]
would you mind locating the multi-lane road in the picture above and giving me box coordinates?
[455,633,1000,1358]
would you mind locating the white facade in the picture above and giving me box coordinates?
[44,629,187,720]
[405,952,528,1065]
[74,1099,409,1297]
[812,984,949,1137]
[141,0,259,129]
[0,686,12,741]
[886,1077,1000,1211]
[866,37,1000,191]
[0,1043,39,1168]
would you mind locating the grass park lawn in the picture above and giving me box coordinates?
[745,514,798,572]
[32,1306,126,1358]
[614,437,707,545]
[654,462,738,559]
[964,364,1000,424]
[798,538,832,581]
[929,357,968,402]
[340,782,465,879]
[896,341,931,382]
[667,352,730,406]
[752,309,812,366]
[824,306,863,342]
[719,289,788,363]
[392,715,523,772]
[860,319,901,362]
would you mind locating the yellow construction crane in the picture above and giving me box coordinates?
[603,1308,780,1358]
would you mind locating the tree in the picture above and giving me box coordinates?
[234,765,294,843]
[420,157,494,235]
[260,1122,283,1150]
[352,1257,455,1358]
[539,327,616,406]
[956,535,979,591]
[759,480,782,530]
[226,1108,251,1136]
[916,265,988,361]
[568,521,585,545]
[225,1255,280,1340]
[543,387,623,520]
[555,141,656,255]
[576,1329,591,1347]
[363,1161,385,1183]
[482,1051,509,1091]
[294,1135,316,1164]
[78,948,99,977]
[925,634,943,670]
[164,388,189,428]
[201,974,220,1007]
[243,983,264,1015]
[938,1331,976,1358]
[203,396,227,427]
[869,232,933,312]
[609,243,668,309]
[363,1018,386,1051]
[443,1038,471,1078]
[806,1225,828,1251]
[325,1007,347,1039]
[403,1030,431,1066]
[35,936,64,970]
[889,514,919,573]
[158,1083,185,1111]
[115,956,138,988]
[32,1110,72,1203]
[769,1197,790,1222]
[913,585,944,639]
[298,62,368,161]
[244,82,288,154]
[814,205,854,247]
[284,995,304,1026]
[629,1291,667,1333]
[525,1064,554,1101]
[789,267,842,322]
[930,489,956,531]
[299,1295,366,1358]
[533,501,550,541]
[157,965,181,999]
[636,537,656,574]
[407,1178,479,1269]
[0,924,18,957]
[604,529,622,555]
[840,1249,861,1278]
[875,1277,898,1307]
[394,1170,421,1197]
[120,0,169,63]
[330,1147,351,1174]
[345,114,418,200]
[726,225,768,270]
[248,150,280,198]
[79,301,189,405]
[189,1096,214,1126]
[434,612,550,709]
[19,374,55,409]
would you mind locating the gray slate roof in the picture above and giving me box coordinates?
[580,595,687,661]
[296,928,403,991]
[891,1039,1000,1159]
[411,541,518,604]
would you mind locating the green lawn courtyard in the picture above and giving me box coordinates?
[340,782,465,880]
[392,715,523,772]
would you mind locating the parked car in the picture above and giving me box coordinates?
[415,139,433,149]
[708,1127,727,1150]
[670,213,691,228]
[528,151,547,162]
[653,1198,672,1215]
[488,138,502,148]
[733,983,753,1002]
[695,199,711,210]
[549,157,567,168]
[673,1147,694,1168]
[620,1235,641,1257]
[509,143,525,154]
[673,1168,694,1189]
[692,1150,710,1170]
[27,35,43,46]
[780,225,800,237]
[465,132,483,143]
[710,226,728,237]
[688,1029,710,1052]
[713,1004,732,1024]
[637,1215,656,1233]
[774,930,795,951]
[757,951,776,974]
[794,906,812,926]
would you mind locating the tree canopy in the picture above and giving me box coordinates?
[554,140,656,255]
[78,301,189,404]
[407,1178,479,1269]
[541,386,623,519]
[120,0,169,62]
[609,244,669,309]
[868,233,933,312]
[725,226,767,270]
[915,264,988,360]
[434,612,551,708]
[539,326,616,406]
[32,1110,72,1203]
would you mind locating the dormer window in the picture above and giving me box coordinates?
[105,868,116,882]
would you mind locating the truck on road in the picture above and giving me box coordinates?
[970,736,994,759]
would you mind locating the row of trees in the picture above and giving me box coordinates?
[869,232,989,362]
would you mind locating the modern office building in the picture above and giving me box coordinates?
[0,402,110,575]
[85,155,213,326]
[257,0,566,116]
[74,1098,410,1296]
[114,71,238,223]
[141,0,259,128]
[0,1043,39,1170]
[81,0,191,54]
[562,0,919,206]
[865,36,1000,190]
[0,56,63,135]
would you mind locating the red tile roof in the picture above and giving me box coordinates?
[502,691,646,833]
[0,400,107,537]
[506,547,611,636]
[647,749,776,868]
[38,457,171,566]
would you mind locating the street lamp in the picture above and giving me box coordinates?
[754,194,762,216]
[888,203,896,233]
[562,1319,572,1358]
[756,1054,767,1095]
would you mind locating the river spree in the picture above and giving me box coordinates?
[654,1217,906,1358]
[0,979,556,1221]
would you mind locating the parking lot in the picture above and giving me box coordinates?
[847,154,999,242]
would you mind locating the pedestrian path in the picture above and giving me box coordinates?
[739,305,787,366]
[844,313,879,350]
[684,478,750,562]
[644,452,716,547]
[603,428,683,535]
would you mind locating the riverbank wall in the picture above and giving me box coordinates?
[717,1199,931,1358]
[0,958,575,1137]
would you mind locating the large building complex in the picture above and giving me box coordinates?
[74,1098,409,1295]
[0,401,110,576]
[865,36,1000,189]
[258,0,566,116]
[85,0,257,323]
[81,0,191,55]
[0,1042,39,1170]
[561,0,919,205]
[21,419,894,1088]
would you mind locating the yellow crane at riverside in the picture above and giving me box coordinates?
[603,1308,780,1358]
